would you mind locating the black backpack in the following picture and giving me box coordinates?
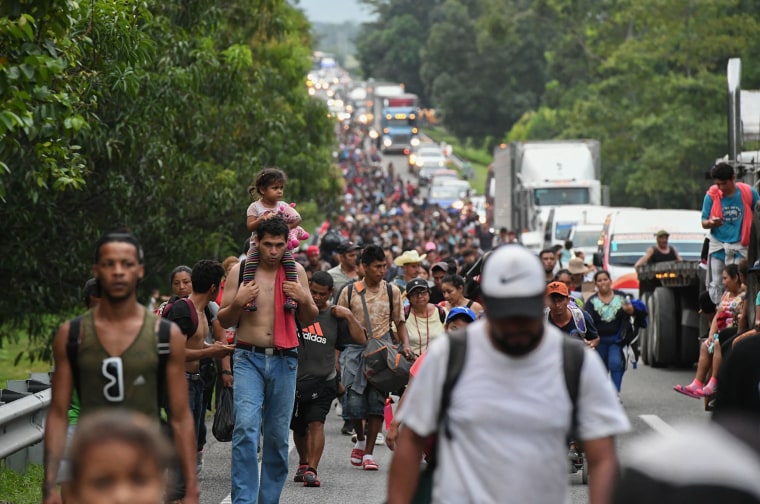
[404,303,446,324]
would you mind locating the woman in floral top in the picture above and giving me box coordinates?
[584,270,635,393]
[674,263,745,398]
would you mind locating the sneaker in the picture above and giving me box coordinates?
[303,468,320,487]
[376,433,385,444]
[341,420,354,436]
[351,433,358,443]
[196,449,204,474]
[350,447,364,466]
[673,383,702,399]
[293,464,308,482]
[362,457,379,471]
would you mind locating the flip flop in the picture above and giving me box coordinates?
[673,384,702,399]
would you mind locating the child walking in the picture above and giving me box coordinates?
[243,168,300,311]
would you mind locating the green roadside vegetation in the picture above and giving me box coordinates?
[423,126,491,196]
[0,336,51,385]
[0,463,42,504]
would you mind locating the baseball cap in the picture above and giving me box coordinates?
[306,245,320,256]
[431,261,449,272]
[655,230,670,238]
[480,245,545,318]
[446,306,477,324]
[337,241,361,254]
[405,277,429,294]
[546,281,569,297]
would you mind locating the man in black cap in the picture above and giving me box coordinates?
[327,241,361,300]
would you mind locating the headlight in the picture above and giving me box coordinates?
[369,130,379,139]
[452,200,465,210]
[383,137,392,147]
[409,155,416,164]
[359,114,367,124]
[411,137,420,146]
[416,160,424,167]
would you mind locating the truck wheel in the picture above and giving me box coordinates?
[679,326,699,367]
[639,292,651,365]
[644,292,657,365]
[651,287,678,367]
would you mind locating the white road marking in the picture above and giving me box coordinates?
[639,414,676,436]
[219,432,295,503]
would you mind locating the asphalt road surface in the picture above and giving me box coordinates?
[197,362,707,504]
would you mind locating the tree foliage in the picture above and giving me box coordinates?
[0,0,338,356]
[356,0,760,208]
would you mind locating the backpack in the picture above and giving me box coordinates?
[161,296,199,338]
[66,315,172,412]
[544,304,587,338]
[404,304,446,324]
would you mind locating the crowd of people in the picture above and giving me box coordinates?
[39,124,760,504]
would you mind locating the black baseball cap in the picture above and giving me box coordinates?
[405,277,430,294]
[337,241,361,254]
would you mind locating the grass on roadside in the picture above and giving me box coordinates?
[0,463,42,504]
[0,336,51,387]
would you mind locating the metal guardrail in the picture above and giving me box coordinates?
[0,373,51,472]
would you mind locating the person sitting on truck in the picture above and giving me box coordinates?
[674,263,746,399]
[701,162,760,305]
[634,230,683,269]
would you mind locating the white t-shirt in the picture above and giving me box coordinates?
[397,319,630,504]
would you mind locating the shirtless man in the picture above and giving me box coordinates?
[218,216,319,504]
[162,259,234,498]
[43,231,200,504]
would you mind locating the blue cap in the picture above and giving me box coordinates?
[446,306,477,323]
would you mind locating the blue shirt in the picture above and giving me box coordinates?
[701,187,760,260]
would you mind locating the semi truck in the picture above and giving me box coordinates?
[636,57,760,368]
[489,140,603,251]
[367,83,420,153]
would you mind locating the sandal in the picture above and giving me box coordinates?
[673,383,702,399]
[350,448,364,466]
[362,458,379,471]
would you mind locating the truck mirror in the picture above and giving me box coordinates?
[592,252,603,268]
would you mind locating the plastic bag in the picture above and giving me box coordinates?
[212,387,234,442]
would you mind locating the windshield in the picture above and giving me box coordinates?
[555,222,576,241]
[534,188,590,206]
[430,186,465,200]
[572,230,601,248]
[608,239,703,266]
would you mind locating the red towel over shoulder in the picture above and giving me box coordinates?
[273,265,299,349]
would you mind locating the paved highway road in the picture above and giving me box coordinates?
[197,363,708,504]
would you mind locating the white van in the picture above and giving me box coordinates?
[594,209,705,293]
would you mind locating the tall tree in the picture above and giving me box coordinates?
[0,0,338,356]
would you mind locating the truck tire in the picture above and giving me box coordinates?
[639,292,651,365]
[644,292,657,365]
[679,326,700,367]
[651,287,678,367]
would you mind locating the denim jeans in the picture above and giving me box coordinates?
[232,348,297,504]
[167,375,204,500]
[187,376,205,451]
[596,336,624,392]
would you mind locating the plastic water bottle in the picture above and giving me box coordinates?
[708,333,719,354]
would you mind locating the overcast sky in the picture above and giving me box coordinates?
[294,0,376,24]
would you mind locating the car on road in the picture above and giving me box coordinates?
[427,179,471,210]
[410,145,447,183]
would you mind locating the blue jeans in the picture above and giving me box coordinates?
[232,348,297,504]
[187,376,205,451]
[596,336,624,392]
